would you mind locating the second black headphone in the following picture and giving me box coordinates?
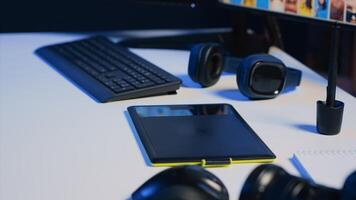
[132,164,356,200]
[188,43,302,99]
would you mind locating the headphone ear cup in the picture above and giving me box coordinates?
[188,43,206,84]
[188,43,225,87]
[240,164,290,200]
[237,54,286,99]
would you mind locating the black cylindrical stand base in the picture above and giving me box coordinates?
[316,100,344,135]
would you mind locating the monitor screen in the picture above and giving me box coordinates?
[220,0,356,26]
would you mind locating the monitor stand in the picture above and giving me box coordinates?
[118,15,284,58]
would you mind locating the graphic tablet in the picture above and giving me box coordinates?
[128,104,276,167]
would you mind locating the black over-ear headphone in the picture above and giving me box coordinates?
[188,43,302,99]
[132,164,356,200]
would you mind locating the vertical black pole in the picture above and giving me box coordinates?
[326,22,340,107]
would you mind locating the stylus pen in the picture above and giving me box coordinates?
[326,22,340,107]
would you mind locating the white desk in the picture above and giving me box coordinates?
[1,33,355,200]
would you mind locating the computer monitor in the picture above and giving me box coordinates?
[220,0,356,29]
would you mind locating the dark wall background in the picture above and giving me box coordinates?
[0,0,230,32]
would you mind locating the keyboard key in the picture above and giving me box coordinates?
[112,86,134,93]
[150,77,165,84]
[135,82,155,88]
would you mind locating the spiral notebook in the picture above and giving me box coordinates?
[291,143,356,188]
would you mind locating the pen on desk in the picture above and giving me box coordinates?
[290,154,315,184]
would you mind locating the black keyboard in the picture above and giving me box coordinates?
[35,36,181,103]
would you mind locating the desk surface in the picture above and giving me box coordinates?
[1,33,355,200]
